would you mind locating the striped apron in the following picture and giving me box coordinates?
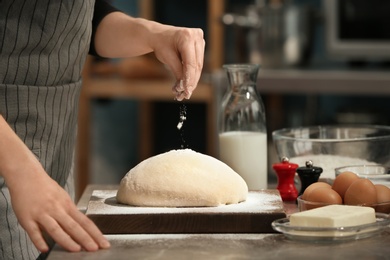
[0,0,94,259]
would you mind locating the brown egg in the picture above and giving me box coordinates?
[332,171,360,199]
[344,179,377,206]
[305,187,342,210]
[301,182,332,200]
[375,184,390,213]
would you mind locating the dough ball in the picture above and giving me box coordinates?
[116,149,248,207]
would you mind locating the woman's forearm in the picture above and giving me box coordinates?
[93,12,168,58]
[0,115,43,189]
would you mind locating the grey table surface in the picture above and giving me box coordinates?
[48,185,390,260]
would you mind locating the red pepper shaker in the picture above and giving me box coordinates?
[273,157,299,201]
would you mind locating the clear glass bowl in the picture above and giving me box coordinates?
[297,196,390,214]
[335,165,390,187]
[272,125,390,180]
[272,212,390,242]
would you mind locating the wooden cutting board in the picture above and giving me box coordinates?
[86,190,286,234]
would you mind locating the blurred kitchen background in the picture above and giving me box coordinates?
[75,0,390,197]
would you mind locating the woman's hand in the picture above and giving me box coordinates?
[0,116,110,253]
[150,26,205,101]
[8,169,110,253]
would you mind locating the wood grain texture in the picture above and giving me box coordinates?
[86,190,286,234]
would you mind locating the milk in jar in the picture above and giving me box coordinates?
[219,131,267,190]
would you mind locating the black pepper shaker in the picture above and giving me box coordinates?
[296,160,323,196]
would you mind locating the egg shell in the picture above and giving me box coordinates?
[344,179,377,206]
[301,182,332,200]
[304,187,342,210]
[375,184,390,213]
[332,171,360,199]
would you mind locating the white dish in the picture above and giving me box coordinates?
[272,213,390,242]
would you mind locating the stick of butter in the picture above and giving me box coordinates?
[290,205,376,228]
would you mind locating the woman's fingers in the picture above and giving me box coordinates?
[42,216,83,252]
[177,28,205,100]
[153,27,205,101]
[34,208,110,252]
[69,208,111,249]
[23,221,50,253]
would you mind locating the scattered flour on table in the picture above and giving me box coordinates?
[87,190,283,215]
[106,233,272,245]
[289,154,377,180]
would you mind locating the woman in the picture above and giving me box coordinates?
[0,0,205,259]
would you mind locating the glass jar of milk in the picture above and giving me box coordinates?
[219,64,267,190]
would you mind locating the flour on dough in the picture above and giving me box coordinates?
[116,149,248,207]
